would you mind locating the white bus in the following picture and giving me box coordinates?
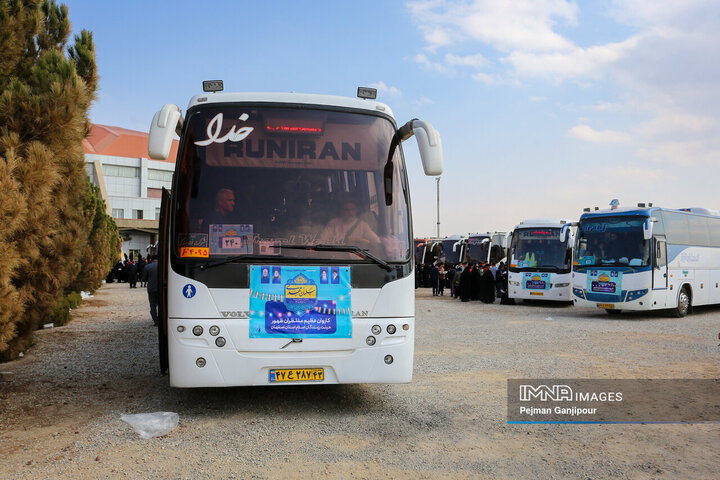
[148,83,443,387]
[573,206,720,317]
[507,219,574,302]
[440,234,466,265]
[462,232,508,266]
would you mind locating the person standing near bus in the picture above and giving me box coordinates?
[438,264,446,296]
[430,263,440,296]
[142,255,160,326]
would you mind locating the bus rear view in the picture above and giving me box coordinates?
[148,85,443,387]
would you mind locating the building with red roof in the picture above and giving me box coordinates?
[84,124,179,260]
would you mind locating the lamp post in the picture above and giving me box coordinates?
[436,176,441,238]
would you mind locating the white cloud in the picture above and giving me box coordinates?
[636,112,717,138]
[568,125,632,144]
[369,81,402,96]
[504,36,640,80]
[422,27,454,53]
[599,166,663,180]
[407,0,720,168]
[413,53,448,73]
[589,101,626,112]
[445,53,487,69]
[408,0,578,53]
[471,72,496,85]
[415,96,435,107]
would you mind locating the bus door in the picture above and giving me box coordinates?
[653,236,668,306]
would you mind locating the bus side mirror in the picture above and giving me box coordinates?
[643,217,656,240]
[413,120,443,176]
[560,222,578,243]
[149,104,183,160]
[560,224,569,243]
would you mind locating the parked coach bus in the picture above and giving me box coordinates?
[414,238,442,287]
[508,219,574,302]
[463,232,507,266]
[148,83,443,387]
[573,205,720,316]
[440,234,466,265]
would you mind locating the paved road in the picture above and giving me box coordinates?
[1,283,718,479]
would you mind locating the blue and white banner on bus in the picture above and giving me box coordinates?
[248,265,352,338]
[522,272,551,290]
[587,270,622,294]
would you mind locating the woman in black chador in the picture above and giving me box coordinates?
[479,265,496,303]
[459,265,473,302]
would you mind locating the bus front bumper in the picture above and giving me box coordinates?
[166,317,415,387]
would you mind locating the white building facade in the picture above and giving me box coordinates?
[83,124,177,260]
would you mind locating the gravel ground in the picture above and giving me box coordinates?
[1,282,718,479]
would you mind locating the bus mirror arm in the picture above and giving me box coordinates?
[383,132,401,206]
[397,119,416,142]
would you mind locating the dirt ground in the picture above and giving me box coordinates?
[1,283,718,479]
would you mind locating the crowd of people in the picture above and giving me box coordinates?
[416,261,510,304]
[107,254,149,288]
[106,253,160,326]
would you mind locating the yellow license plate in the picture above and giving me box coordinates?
[530,292,544,296]
[269,368,324,383]
[597,303,615,309]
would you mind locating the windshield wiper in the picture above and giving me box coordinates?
[198,254,287,270]
[277,244,393,272]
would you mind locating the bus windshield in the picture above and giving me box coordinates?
[442,239,462,264]
[511,228,570,270]
[173,105,410,263]
[576,216,650,267]
[465,236,490,264]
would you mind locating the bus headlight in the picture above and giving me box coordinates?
[555,283,570,288]
[366,336,376,346]
[196,357,206,368]
[209,325,220,336]
[509,281,520,286]
[371,325,381,335]
[384,355,393,364]
[177,325,185,333]
[192,325,203,336]
[387,324,396,334]
[215,337,226,347]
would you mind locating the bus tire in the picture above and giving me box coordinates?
[605,309,622,315]
[671,287,691,318]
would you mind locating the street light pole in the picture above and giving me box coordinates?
[436,176,441,238]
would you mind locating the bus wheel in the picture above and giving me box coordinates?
[672,287,691,318]
[605,309,622,315]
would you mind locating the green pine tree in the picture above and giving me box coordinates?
[0,0,116,360]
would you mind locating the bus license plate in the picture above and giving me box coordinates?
[269,368,324,383]
[597,303,615,309]
[530,292,544,296]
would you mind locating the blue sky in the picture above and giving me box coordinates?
[63,0,720,237]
